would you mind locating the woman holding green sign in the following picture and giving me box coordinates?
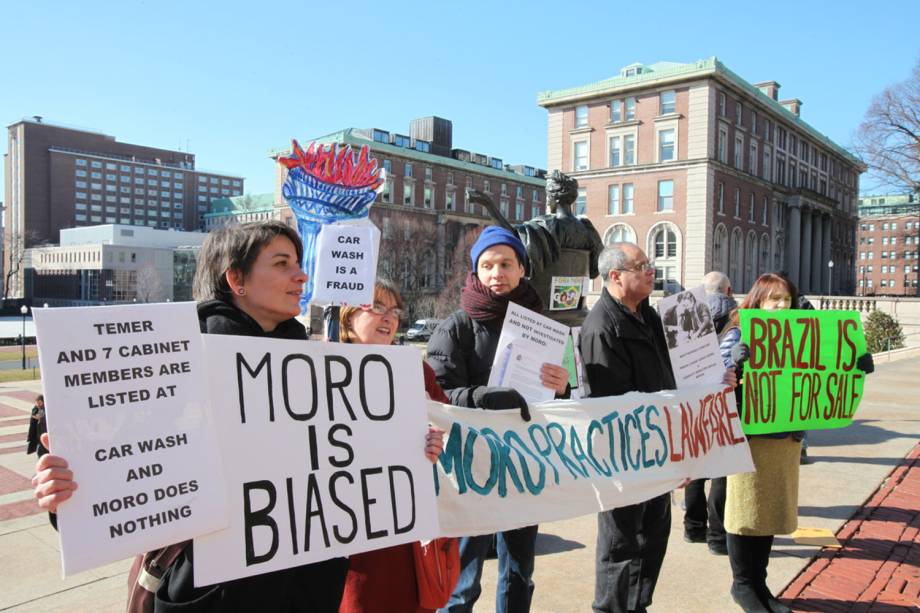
[719,273,874,613]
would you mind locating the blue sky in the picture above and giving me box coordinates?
[2,0,917,196]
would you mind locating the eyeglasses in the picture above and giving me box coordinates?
[362,303,405,320]
[617,262,656,273]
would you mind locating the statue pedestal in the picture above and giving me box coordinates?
[531,248,592,328]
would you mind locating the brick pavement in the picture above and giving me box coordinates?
[781,442,920,612]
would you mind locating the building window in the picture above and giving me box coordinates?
[605,223,636,245]
[446,190,455,211]
[575,189,587,215]
[608,185,620,215]
[761,196,768,225]
[718,127,728,164]
[515,202,523,220]
[623,184,634,214]
[404,163,413,178]
[713,224,728,273]
[749,193,755,222]
[719,92,726,116]
[736,102,743,126]
[624,135,635,165]
[659,90,676,115]
[609,136,621,167]
[574,141,589,171]
[625,97,636,121]
[425,166,432,181]
[763,149,772,182]
[575,105,589,128]
[749,141,758,175]
[734,188,741,218]
[611,100,622,122]
[650,223,679,291]
[735,135,744,169]
[657,180,674,212]
[403,181,414,206]
[424,186,433,208]
[658,129,675,162]
[76,159,87,166]
[717,182,725,214]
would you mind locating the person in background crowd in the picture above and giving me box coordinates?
[32,221,350,613]
[719,272,874,613]
[338,278,450,613]
[26,394,48,457]
[427,225,570,613]
[580,244,737,613]
[682,271,738,555]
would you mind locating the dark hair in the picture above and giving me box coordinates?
[36,394,44,403]
[339,278,405,344]
[192,221,304,302]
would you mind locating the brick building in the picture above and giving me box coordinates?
[272,117,546,315]
[3,117,243,298]
[538,58,864,295]
[856,193,920,296]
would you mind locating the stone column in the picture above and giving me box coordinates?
[822,217,832,294]
[800,208,813,293]
[787,204,801,288]
[812,213,823,295]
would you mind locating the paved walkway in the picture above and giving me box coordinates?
[781,443,920,611]
[0,359,917,611]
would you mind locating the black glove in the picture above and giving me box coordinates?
[731,342,750,367]
[472,387,531,422]
[855,353,875,375]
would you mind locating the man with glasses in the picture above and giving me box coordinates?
[579,242,674,613]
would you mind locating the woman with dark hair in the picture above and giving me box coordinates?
[337,279,453,613]
[31,221,350,612]
[426,226,570,613]
[719,273,873,613]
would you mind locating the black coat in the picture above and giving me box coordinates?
[151,300,349,612]
[579,288,675,398]
[426,309,500,407]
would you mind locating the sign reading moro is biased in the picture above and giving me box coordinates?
[739,309,868,435]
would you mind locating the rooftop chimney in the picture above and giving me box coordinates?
[780,98,803,117]
[410,116,453,157]
[753,81,780,101]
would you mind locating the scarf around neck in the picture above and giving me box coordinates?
[460,271,543,323]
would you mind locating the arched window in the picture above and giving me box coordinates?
[759,234,770,275]
[648,222,681,292]
[730,228,743,291]
[745,231,757,290]
[712,224,729,274]
[604,223,637,246]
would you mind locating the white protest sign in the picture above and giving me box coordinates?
[311,221,380,306]
[33,303,228,576]
[193,336,438,586]
[487,303,569,404]
[429,384,753,537]
[658,285,725,388]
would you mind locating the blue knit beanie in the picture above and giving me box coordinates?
[470,226,528,272]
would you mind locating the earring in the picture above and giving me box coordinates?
[237,288,246,296]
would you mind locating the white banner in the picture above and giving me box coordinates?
[428,384,753,537]
[193,336,438,586]
[33,303,228,576]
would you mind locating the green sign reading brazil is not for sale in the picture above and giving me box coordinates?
[739,310,868,435]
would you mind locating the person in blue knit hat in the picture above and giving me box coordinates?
[426,225,570,613]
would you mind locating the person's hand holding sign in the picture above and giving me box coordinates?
[722,366,738,389]
[32,433,77,513]
[540,363,570,397]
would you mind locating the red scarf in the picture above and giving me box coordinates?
[460,272,543,323]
